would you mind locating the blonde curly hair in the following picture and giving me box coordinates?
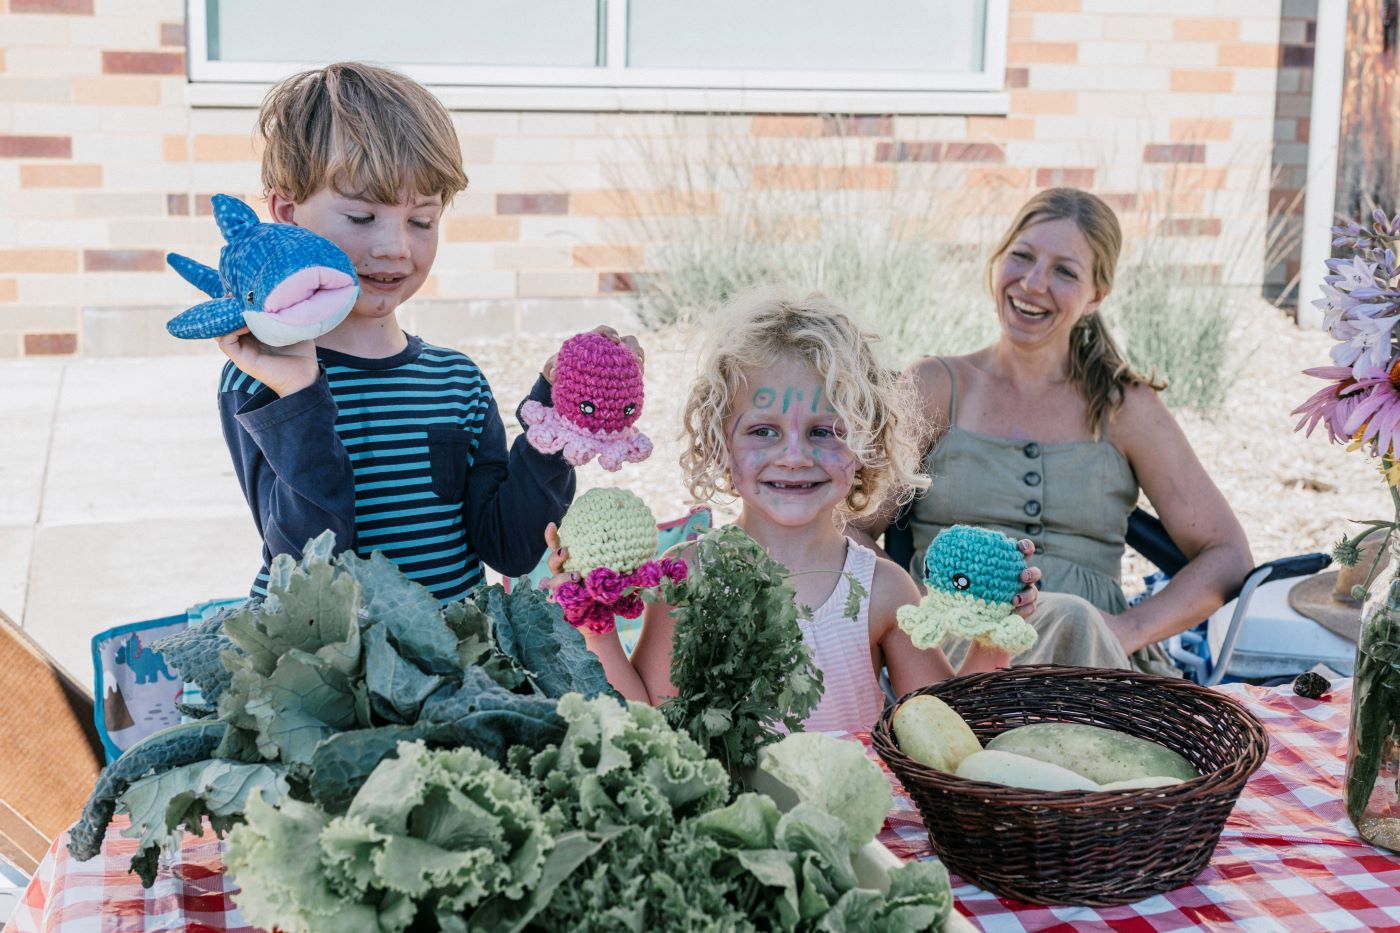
[681,289,929,520]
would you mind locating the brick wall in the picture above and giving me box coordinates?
[0,0,1298,357]
[1267,0,1317,306]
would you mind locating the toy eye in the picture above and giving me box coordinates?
[246,290,255,305]
[623,403,636,416]
[951,573,970,591]
[579,401,596,415]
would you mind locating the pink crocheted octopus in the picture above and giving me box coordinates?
[521,332,652,471]
[549,489,688,634]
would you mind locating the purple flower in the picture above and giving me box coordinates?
[629,561,663,589]
[1293,365,1363,445]
[614,592,645,619]
[584,567,626,604]
[552,580,588,612]
[658,557,689,583]
[1312,254,1400,377]
[579,602,617,635]
[1344,363,1400,458]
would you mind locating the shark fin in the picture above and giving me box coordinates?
[210,194,260,242]
[167,253,225,299]
[166,296,244,340]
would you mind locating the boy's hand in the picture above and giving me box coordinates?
[539,522,578,595]
[216,327,319,397]
[542,324,645,384]
[1013,538,1042,619]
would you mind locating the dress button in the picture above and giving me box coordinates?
[1023,471,1041,487]
[1024,500,1042,517]
[1025,523,1043,535]
[1023,442,1041,458]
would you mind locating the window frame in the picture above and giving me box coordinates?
[184,0,1010,114]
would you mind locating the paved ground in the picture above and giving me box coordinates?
[1,350,263,690]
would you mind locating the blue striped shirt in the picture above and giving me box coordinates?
[218,335,574,602]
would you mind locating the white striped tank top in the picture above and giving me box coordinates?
[797,539,885,734]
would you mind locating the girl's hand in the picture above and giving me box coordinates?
[215,327,319,397]
[542,324,646,384]
[539,522,578,595]
[1012,538,1042,619]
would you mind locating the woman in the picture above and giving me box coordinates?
[858,187,1252,673]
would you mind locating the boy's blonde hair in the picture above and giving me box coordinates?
[258,62,470,206]
[681,290,930,520]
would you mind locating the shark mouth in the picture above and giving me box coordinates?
[259,266,358,325]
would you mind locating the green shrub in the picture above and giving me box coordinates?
[612,123,1291,416]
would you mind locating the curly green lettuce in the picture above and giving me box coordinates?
[227,741,555,933]
[511,692,728,834]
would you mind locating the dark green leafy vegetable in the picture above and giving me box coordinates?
[70,531,608,886]
[152,611,240,705]
[659,526,824,775]
[120,759,288,887]
[418,666,566,764]
[343,550,460,675]
[68,720,226,860]
[480,581,616,700]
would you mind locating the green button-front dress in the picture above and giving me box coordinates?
[906,360,1176,674]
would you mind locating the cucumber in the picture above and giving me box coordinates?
[955,750,1102,791]
[1100,775,1185,790]
[986,722,1198,784]
[893,695,982,772]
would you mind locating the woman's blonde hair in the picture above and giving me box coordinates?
[258,62,470,207]
[682,290,930,520]
[987,187,1164,435]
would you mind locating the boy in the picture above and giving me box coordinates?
[216,62,631,601]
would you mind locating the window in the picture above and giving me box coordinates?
[187,0,1008,113]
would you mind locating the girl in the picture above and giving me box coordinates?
[548,292,1041,733]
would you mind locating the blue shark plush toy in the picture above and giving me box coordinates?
[165,194,359,346]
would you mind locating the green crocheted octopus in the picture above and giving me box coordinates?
[895,524,1038,655]
[552,488,687,634]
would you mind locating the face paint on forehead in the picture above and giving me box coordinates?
[751,387,776,409]
[776,384,826,414]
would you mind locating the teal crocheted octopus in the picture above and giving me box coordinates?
[895,524,1038,655]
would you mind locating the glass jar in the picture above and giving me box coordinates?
[1345,537,1400,853]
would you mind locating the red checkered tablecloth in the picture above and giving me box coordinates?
[6,681,1399,933]
[875,681,1400,932]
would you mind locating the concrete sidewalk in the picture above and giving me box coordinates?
[1,351,261,691]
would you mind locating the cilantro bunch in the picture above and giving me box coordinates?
[658,525,825,775]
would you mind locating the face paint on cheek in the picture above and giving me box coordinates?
[811,446,858,483]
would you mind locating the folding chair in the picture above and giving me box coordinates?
[882,506,1332,686]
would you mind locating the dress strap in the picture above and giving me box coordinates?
[936,357,959,426]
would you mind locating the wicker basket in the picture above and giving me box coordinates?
[871,665,1269,906]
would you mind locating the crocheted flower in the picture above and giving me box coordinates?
[584,566,627,604]
[895,524,1037,654]
[550,488,686,633]
[521,332,652,471]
